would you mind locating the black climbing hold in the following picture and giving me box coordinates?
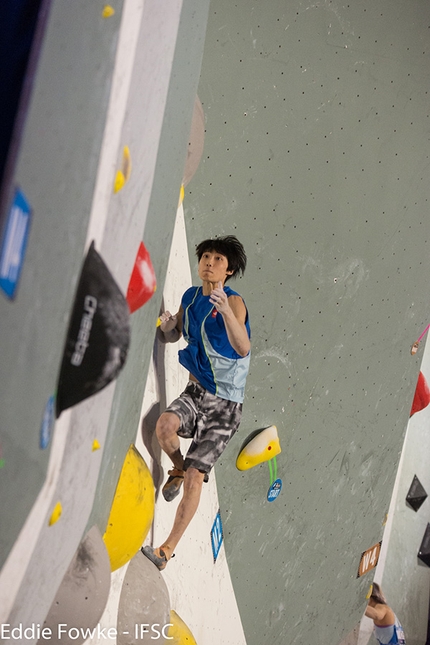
[406,475,428,512]
[418,523,430,567]
[56,242,130,416]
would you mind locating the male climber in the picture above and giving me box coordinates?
[142,235,251,570]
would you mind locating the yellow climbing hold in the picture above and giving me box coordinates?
[167,610,198,645]
[49,501,63,526]
[366,584,373,599]
[102,5,115,18]
[178,184,185,207]
[92,439,101,451]
[103,444,155,571]
[114,171,125,193]
[236,425,281,471]
[114,146,132,193]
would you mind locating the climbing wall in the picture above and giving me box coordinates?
[0,0,211,638]
[2,1,430,644]
[375,349,430,645]
[0,0,125,573]
[184,1,430,644]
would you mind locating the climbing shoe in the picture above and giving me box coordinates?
[141,545,171,571]
[162,468,185,501]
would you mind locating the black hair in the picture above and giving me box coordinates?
[370,583,387,605]
[195,235,247,282]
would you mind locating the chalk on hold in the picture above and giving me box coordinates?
[126,242,157,313]
[39,526,111,645]
[411,342,419,355]
[49,501,63,526]
[236,425,281,471]
[114,146,132,193]
[102,5,115,17]
[166,610,198,645]
[92,439,101,451]
[117,550,170,644]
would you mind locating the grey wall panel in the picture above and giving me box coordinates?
[1,0,212,632]
[86,0,211,536]
[185,1,430,643]
[0,0,123,570]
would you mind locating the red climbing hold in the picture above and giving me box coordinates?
[410,371,430,417]
[126,242,156,313]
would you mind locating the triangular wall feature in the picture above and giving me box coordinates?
[418,523,430,567]
[406,475,428,512]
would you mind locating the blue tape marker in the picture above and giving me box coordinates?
[210,509,224,562]
[40,396,55,449]
[0,188,32,299]
[267,478,282,502]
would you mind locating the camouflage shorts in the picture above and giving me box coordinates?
[165,381,242,473]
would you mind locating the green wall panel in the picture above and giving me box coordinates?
[185,1,430,643]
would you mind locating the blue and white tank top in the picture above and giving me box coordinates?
[178,286,251,403]
[374,616,406,645]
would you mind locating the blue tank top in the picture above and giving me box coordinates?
[178,286,251,403]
